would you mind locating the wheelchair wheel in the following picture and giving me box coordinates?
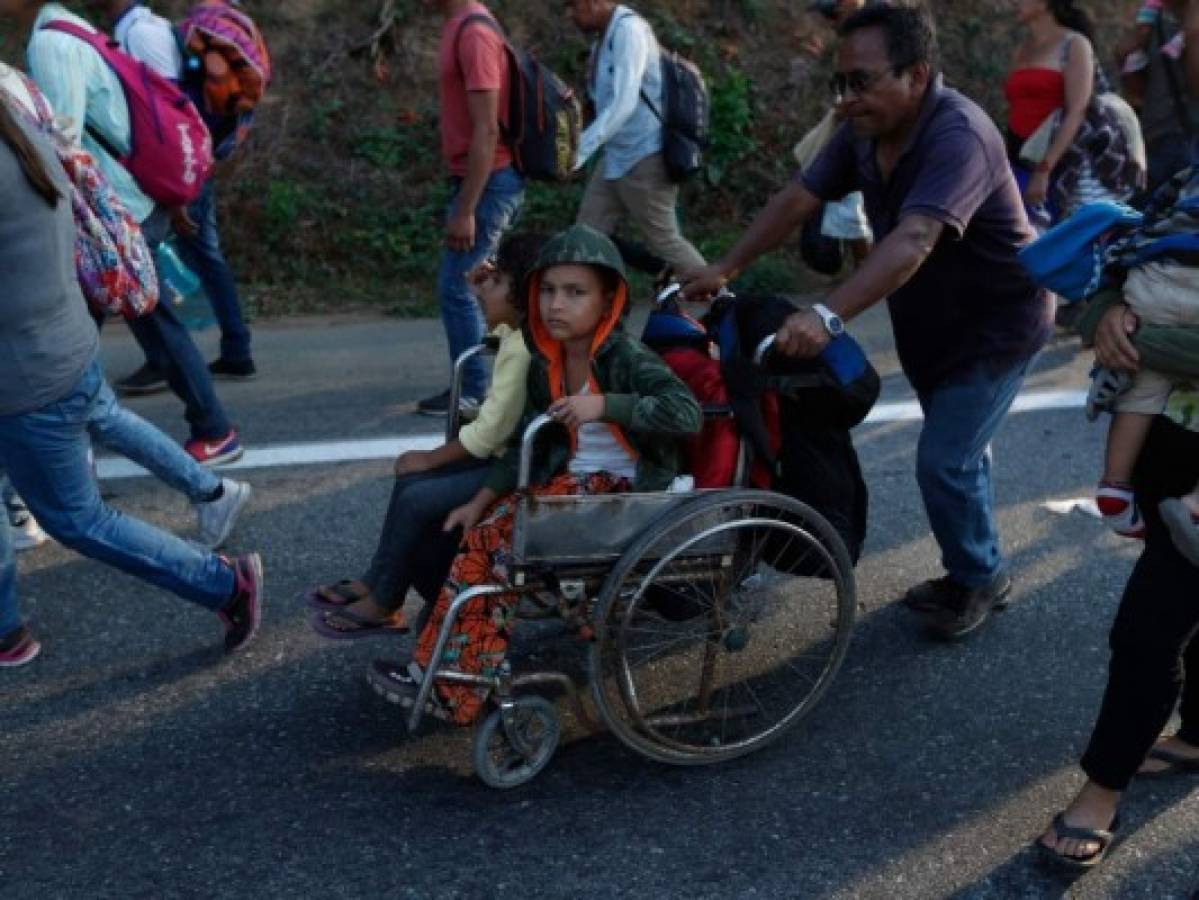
[472,696,560,789]
[589,490,855,766]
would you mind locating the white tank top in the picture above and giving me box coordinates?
[567,384,637,480]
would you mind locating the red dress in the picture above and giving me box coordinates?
[1004,67,1065,140]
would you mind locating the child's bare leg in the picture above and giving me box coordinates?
[1097,412,1155,537]
[1102,411,1155,484]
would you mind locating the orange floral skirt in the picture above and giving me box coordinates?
[413,471,630,724]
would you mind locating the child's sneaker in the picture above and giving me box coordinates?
[0,625,40,667]
[5,495,47,552]
[185,430,244,467]
[1086,367,1134,421]
[218,552,263,654]
[194,478,252,550]
[1159,498,1199,566]
[1097,481,1146,538]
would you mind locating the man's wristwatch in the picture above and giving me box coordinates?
[811,303,845,338]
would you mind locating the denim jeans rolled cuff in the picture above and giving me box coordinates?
[363,458,490,610]
[915,353,1036,587]
[437,166,525,399]
[175,179,253,363]
[88,379,221,502]
[0,357,235,614]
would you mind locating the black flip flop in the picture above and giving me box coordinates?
[309,608,410,641]
[1138,746,1199,778]
[1035,812,1120,870]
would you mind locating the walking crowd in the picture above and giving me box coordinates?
[2,0,1198,874]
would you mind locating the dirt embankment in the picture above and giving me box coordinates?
[7,1,1141,314]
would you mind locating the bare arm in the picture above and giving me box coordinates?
[826,213,943,320]
[446,89,501,252]
[1026,36,1093,204]
[775,213,944,357]
[679,181,821,298]
[395,439,472,477]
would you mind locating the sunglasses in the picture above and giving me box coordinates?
[828,65,905,100]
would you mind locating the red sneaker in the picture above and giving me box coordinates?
[185,430,244,467]
[0,625,41,668]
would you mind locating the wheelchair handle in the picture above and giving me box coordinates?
[654,282,682,308]
[753,333,777,366]
[655,282,735,309]
[517,413,556,491]
[447,341,499,443]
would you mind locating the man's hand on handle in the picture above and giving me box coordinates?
[775,309,832,359]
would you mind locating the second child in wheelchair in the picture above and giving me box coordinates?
[369,224,703,725]
[306,233,547,638]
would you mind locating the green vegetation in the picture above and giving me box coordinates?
[4,0,1143,315]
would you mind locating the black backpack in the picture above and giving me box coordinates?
[642,48,710,182]
[603,11,708,182]
[713,294,878,566]
[800,209,845,276]
[457,14,582,182]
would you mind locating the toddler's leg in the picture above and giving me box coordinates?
[1098,412,1156,537]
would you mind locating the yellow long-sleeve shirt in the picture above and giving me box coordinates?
[458,324,531,459]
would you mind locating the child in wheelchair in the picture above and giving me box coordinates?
[369,224,702,725]
[306,233,547,638]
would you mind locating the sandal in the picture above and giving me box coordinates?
[308,608,409,640]
[1085,366,1133,422]
[1138,745,1199,778]
[1035,812,1120,870]
[305,580,371,611]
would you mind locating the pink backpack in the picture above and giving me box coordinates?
[41,20,214,207]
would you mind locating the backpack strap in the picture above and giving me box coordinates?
[451,12,514,143]
[598,8,661,121]
[39,20,128,157]
[1157,15,1195,137]
[13,72,54,131]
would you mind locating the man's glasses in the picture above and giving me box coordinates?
[828,66,900,100]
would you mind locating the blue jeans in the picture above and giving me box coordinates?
[88,379,220,502]
[437,167,524,399]
[364,458,490,609]
[128,210,234,441]
[0,357,234,638]
[174,179,252,363]
[915,355,1036,587]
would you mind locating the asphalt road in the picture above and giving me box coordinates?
[1,310,1195,899]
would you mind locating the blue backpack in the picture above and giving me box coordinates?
[1017,201,1142,301]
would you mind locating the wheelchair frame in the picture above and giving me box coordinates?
[414,335,857,788]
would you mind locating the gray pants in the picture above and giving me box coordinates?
[576,153,706,274]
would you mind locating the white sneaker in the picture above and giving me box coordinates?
[5,493,47,553]
[10,508,47,552]
[194,478,252,550]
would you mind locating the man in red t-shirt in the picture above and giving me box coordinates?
[419,0,525,415]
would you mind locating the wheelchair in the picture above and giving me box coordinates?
[412,324,857,789]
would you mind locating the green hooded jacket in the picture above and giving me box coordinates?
[483,225,702,495]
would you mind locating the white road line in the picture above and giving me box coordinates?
[94,388,1090,480]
